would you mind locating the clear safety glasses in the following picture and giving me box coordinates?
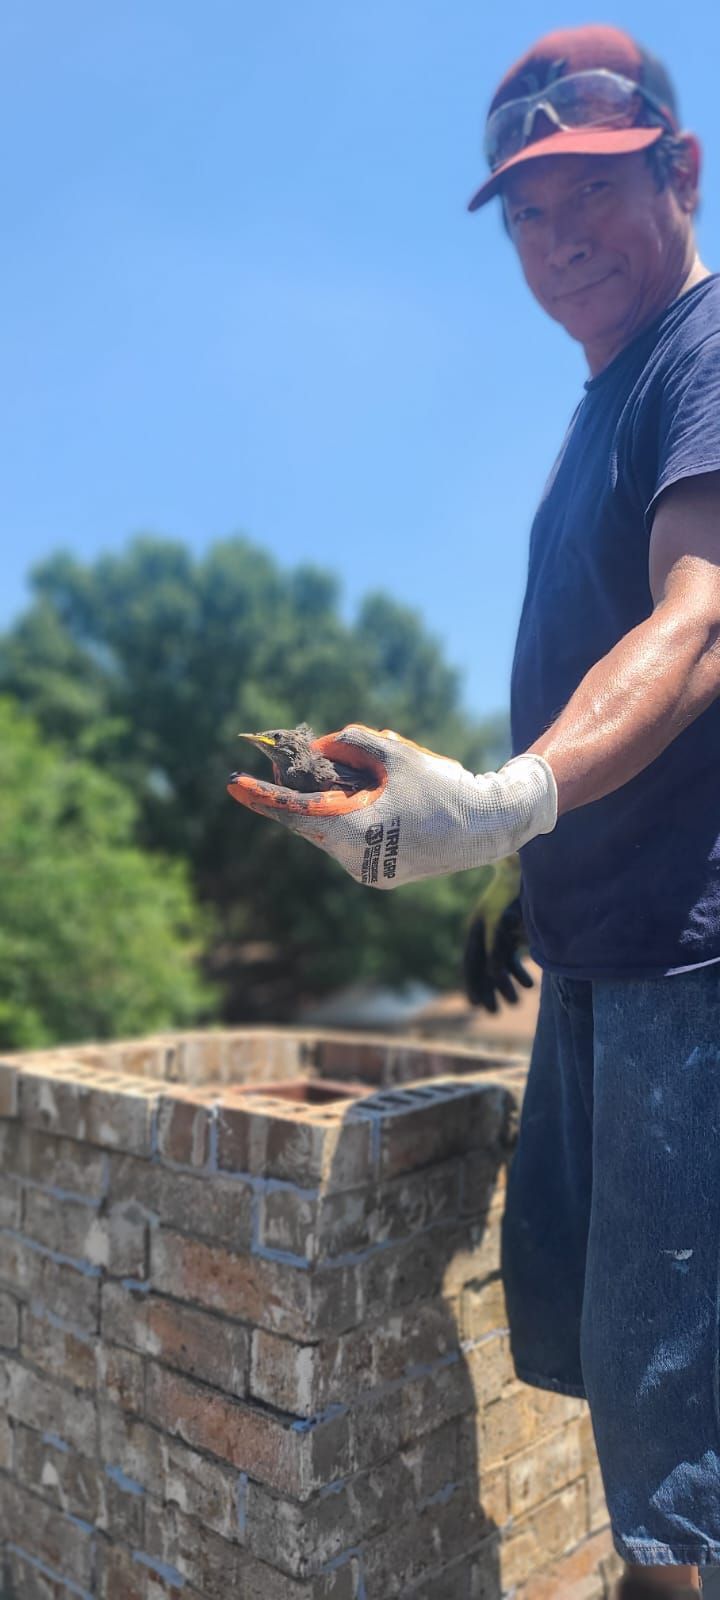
[484,69,676,172]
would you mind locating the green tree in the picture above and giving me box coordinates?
[0,698,212,1048]
[0,537,509,1019]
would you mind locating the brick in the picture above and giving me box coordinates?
[216,1095,372,1188]
[0,1475,96,1588]
[308,1262,361,1336]
[270,1166,464,1266]
[113,1035,178,1081]
[0,1032,609,1600]
[107,1152,254,1250]
[460,1149,508,1216]
[257,1295,437,1422]
[20,1061,161,1153]
[403,1550,479,1600]
[14,1422,128,1536]
[102,1281,249,1395]
[260,1184,326,1258]
[473,1388,585,1472]
[0,1171,22,1226]
[245,1449,417,1577]
[400,1415,470,1507]
[1,1356,97,1454]
[358,1222,463,1322]
[365,1081,510,1180]
[97,1540,191,1600]
[442,1214,503,1295]
[577,1408,598,1468]
[374,1160,461,1242]
[99,1401,165,1490]
[0,1286,20,1347]
[499,1478,589,1590]
[141,1500,254,1599]
[459,1273,508,1341]
[142,1499,357,1600]
[0,1408,13,1469]
[103,1202,149,1276]
[150,1227,314,1337]
[97,1399,244,1544]
[478,1460,510,1530]
[96,1340,145,1412]
[314,1037,509,1088]
[250,1327,318,1414]
[508,1419,585,1516]
[351,1358,474,1472]
[22,1187,100,1259]
[5,1546,89,1600]
[361,1483,493,1596]
[0,1059,19,1115]
[21,1304,96,1388]
[513,1525,616,1600]
[478,1387,547,1469]
[0,1233,100,1330]
[169,1031,229,1086]
[316,1190,382,1260]
[250,1324,374,1415]
[464,1331,517,1408]
[587,1458,610,1531]
[146,1357,277,1471]
[145,1361,350,1498]
[2,1125,109,1196]
[313,1037,389,1083]
[201,1028,304,1087]
[22,1188,147,1276]
[161,1433,242,1541]
[577,1409,609,1531]
[156,1086,215,1166]
[371,1296,461,1384]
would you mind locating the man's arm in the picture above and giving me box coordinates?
[527,470,720,815]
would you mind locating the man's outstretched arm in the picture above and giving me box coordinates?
[528,470,720,814]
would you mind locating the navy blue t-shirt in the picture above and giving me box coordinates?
[510,273,720,978]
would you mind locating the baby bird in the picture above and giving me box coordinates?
[235,723,372,794]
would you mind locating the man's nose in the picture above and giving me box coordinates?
[545,223,593,272]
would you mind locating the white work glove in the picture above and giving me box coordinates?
[227,724,557,889]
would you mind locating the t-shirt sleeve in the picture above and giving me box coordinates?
[644,330,720,527]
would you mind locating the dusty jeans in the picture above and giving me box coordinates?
[501,965,720,1566]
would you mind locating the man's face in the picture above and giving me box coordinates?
[502,150,697,355]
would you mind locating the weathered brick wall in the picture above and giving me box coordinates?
[0,1036,622,1600]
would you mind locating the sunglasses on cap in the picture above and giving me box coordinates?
[484,68,677,173]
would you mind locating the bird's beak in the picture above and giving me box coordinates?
[237,732,274,752]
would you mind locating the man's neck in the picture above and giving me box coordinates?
[584,255,713,377]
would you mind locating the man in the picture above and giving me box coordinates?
[229,24,720,1595]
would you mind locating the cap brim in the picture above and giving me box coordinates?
[468,125,665,211]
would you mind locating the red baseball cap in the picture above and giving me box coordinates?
[468,24,680,212]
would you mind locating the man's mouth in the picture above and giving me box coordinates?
[554,271,616,301]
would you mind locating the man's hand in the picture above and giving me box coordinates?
[228,724,557,888]
[464,895,535,1012]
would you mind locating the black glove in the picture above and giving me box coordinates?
[463,895,535,1013]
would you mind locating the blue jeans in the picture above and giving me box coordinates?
[501,966,720,1567]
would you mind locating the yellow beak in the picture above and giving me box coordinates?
[237,732,275,751]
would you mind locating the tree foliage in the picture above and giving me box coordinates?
[0,698,212,1048]
[0,536,509,1023]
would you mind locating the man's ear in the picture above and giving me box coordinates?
[672,132,702,215]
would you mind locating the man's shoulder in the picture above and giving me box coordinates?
[614,274,720,424]
[653,272,720,365]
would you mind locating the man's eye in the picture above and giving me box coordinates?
[513,207,541,224]
[581,181,608,198]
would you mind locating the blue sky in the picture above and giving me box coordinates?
[2,1,718,717]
